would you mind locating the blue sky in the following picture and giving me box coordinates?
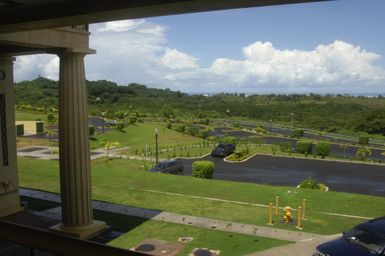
[14,0,385,94]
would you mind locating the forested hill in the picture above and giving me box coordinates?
[14,77,385,135]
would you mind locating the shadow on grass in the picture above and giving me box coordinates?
[94,210,148,233]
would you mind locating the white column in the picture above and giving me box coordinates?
[51,51,105,238]
[0,56,22,217]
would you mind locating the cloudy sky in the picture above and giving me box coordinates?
[14,0,385,94]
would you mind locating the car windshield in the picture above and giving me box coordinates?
[344,227,385,254]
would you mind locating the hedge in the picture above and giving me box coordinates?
[296,140,313,154]
[192,160,215,179]
[292,129,304,138]
[358,136,369,145]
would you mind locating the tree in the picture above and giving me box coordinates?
[100,139,121,159]
[316,141,331,159]
[296,140,313,155]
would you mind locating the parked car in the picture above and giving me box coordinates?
[148,160,184,175]
[211,143,235,157]
[313,217,385,256]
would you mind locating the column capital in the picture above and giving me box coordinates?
[0,56,16,62]
[56,48,96,57]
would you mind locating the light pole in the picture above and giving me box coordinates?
[269,119,272,135]
[96,97,105,134]
[155,128,159,164]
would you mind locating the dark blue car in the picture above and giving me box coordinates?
[313,217,385,256]
[148,160,184,175]
[211,143,235,157]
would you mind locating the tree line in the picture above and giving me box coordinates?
[14,77,385,136]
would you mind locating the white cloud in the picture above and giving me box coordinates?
[94,19,146,33]
[14,54,58,81]
[13,18,385,94]
[207,40,385,91]
[161,48,198,70]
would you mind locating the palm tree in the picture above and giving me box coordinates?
[45,128,57,142]
[100,139,121,159]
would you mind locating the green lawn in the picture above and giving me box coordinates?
[95,211,290,256]
[19,195,289,256]
[90,122,205,150]
[18,157,385,235]
[16,111,47,121]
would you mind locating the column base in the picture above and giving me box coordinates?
[50,220,107,239]
[0,205,24,218]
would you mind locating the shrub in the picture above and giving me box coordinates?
[192,160,215,179]
[186,126,199,136]
[174,125,185,133]
[166,123,172,129]
[358,136,369,145]
[254,127,267,134]
[128,116,137,125]
[89,125,95,136]
[298,177,320,190]
[198,130,209,139]
[292,129,304,138]
[47,113,56,124]
[222,136,237,145]
[296,140,313,154]
[116,122,125,131]
[316,141,331,159]
[278,142,292,153]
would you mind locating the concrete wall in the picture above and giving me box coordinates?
[0,56,22,217]
[15,121,45,135]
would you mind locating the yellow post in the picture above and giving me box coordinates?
[302,199,307,220]
[268,203,273,225]
[275,196,279,216]
[296,206,302,230]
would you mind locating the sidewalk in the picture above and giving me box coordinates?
[20,188,333,248]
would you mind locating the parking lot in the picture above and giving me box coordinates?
[178,154,385,196]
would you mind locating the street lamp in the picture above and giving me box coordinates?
[155,128,159,164]
[269,119,272,135]
[95,97,105,134]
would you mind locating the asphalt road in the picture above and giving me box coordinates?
[178,155,385,196]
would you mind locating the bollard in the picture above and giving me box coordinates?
[302,199,307,220]
[268,203,273,225]
[296,206,302,230]
[275,196,280,216]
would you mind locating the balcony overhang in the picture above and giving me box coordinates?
[0,0,330,33]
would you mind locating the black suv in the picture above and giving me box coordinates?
[148,160,184,175]
[313,217,385,256]
[211,143,235,157]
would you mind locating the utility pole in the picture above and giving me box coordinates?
[155,128,159,164]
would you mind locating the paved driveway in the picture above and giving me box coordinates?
[178,155,385,196]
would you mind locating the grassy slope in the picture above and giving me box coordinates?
[90,122,204,150]
[18,157,385,235]
[16,111,47,121]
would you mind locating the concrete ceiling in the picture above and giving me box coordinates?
[0,0,329,33]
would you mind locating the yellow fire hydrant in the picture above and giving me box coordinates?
[283,206,292,222]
